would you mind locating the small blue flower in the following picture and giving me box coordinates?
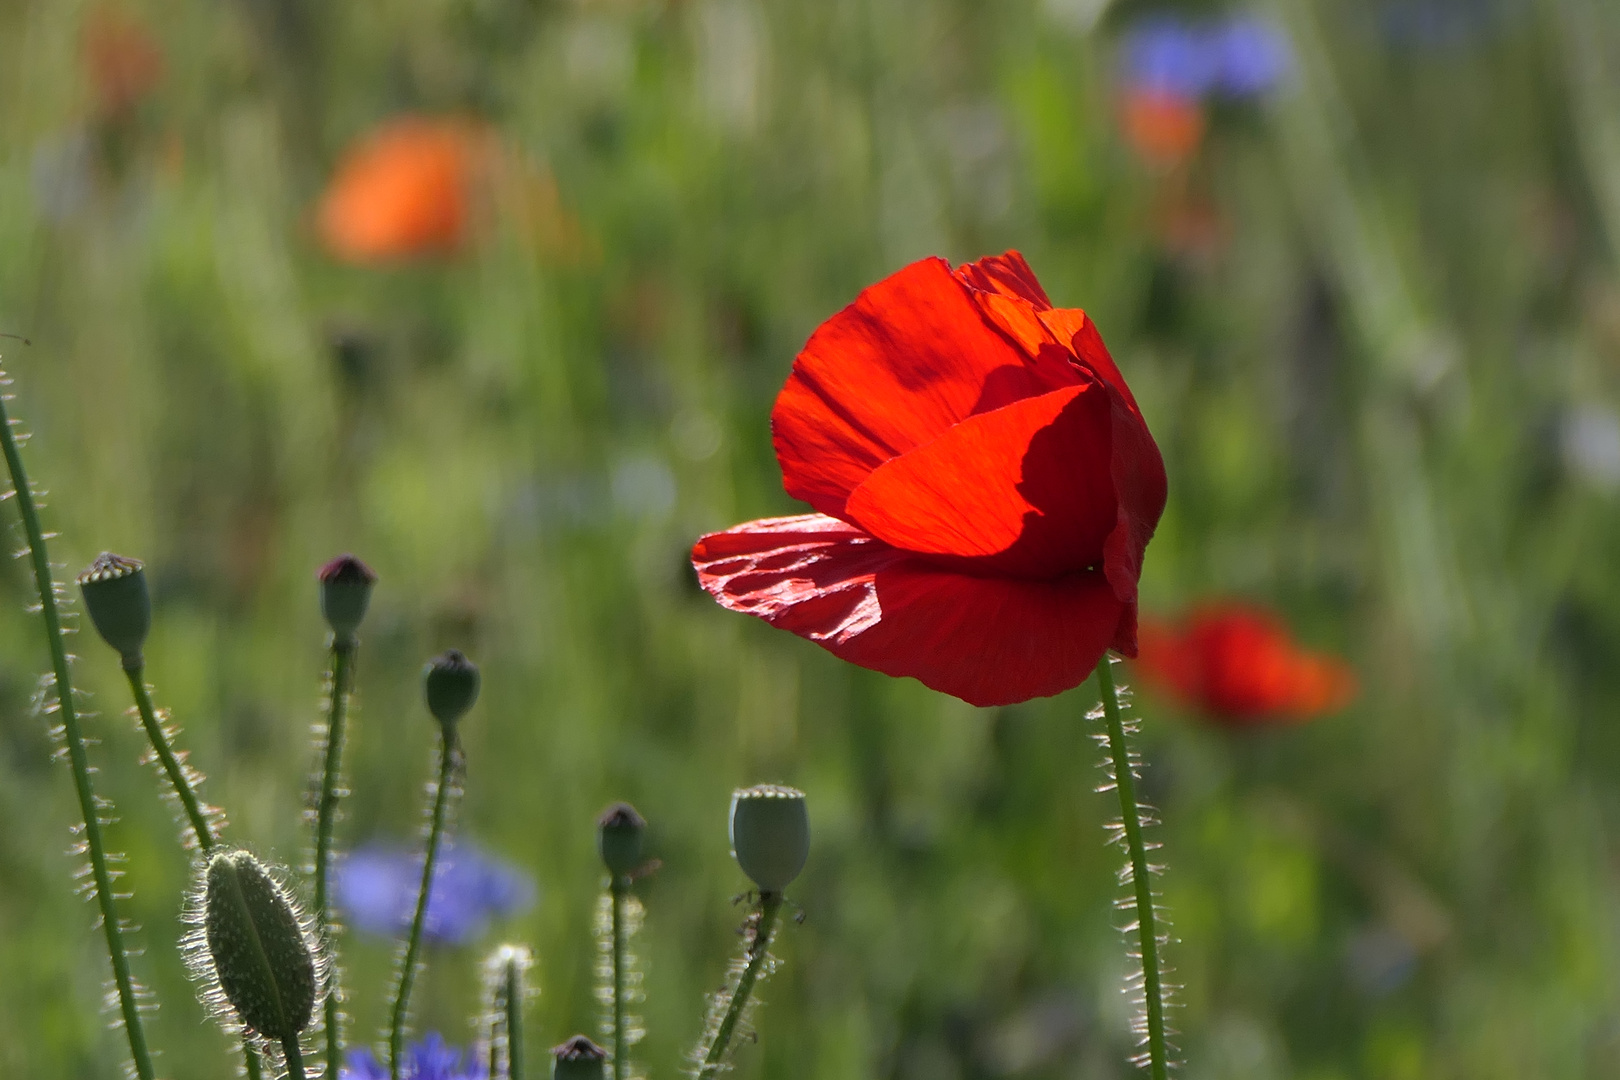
[335,840,537,945]
[1118,13,1293,101]
[342,1033,486,1080]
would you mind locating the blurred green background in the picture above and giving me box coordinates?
[4,0,1620,1076]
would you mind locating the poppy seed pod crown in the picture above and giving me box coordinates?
[551,1034,608,1080]
[77,552,151,669]
[424,649,480,730]
[317,553,377,646]
[597,802,647,879]
[202,850,320,1043]
[729,785,809,894]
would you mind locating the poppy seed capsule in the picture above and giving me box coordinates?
[77,552,151,669]
[317,553,377,645]
[551,1035,608,1080]
[597,802,646,879]
[204,850,319,1043]
[424,649,480,729]
[729,785,809,894]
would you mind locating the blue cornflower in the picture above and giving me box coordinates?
[335,840,536,945]
[1118,13,1293,101]
[342,1033,486,1080]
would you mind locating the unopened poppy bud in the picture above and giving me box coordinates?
[551,1034,608,1080]
[203,850,320,1043]
[77,552,151,669]
[729,784,809,894]
[317,554,377,646]
[425,649,480,730]
[597,802,646,879]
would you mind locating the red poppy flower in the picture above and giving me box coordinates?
[1119,89,1205,167]
[317,117,490,264]
[691,253,1167,707]
[1134,603,1357,724]
[82,6,165,119]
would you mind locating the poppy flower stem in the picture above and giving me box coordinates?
[389,731,460,1080]
[1094,656,1170,1080]
[697,892,783,1078]
[124,667,218,852]
[0,375,158,1080]
[611,878,629,1080]
[315,639,357,1079]
[281,1033,308,1080]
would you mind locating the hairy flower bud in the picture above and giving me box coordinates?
[552,1034,608,1080]
[202,850,320,1043]
[425,649,480,731]
[317,553,377,646]
[729,785,809,894]
[77,552,151,669]
[597,802,646,880]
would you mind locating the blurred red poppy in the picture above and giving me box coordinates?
[691,253,1167,707]
[1135,603,1356,724]
[317,117,491,263]
[1119,89,1205,167]
[82,6,165,119]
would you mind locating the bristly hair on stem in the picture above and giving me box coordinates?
[690,893,783,1078]
[482,944,534,1080]
[1090,657,1179,1077]
[311,635,360,1079]
[0,365,159,1080]
[596,884,645,1079]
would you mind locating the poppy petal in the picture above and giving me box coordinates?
[772,257,1079,519]
[692,514,1125,707]
[843,382,1115,579]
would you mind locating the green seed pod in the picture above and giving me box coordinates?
[552,1035,608,1080]
[203,850,319,1043]
[729,785,809,894]
[76,552,151,669]
[424,649,480,730]
[317,554,377,646]
[597,802,646,879]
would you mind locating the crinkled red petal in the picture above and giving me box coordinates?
[772,257,1080,519]
[843,383,1115,579]
[691,514,1124,707]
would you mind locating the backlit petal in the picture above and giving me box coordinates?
[692,515,1125,707]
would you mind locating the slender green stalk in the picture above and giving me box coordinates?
[124,667,216,851]
[315,640,356,1078]
[611,879,628,1080]
[1095,658,1169,1080]
[505,955,525,1080]
[244,1046,263,1080]
[698,892,782,1078]
[281,1034,308,1080]
[389,733,458,1080]
[0,379,157,1080]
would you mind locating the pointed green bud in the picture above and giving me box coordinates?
[317,553,377,647]
[77,552,151,670]
[729,785,809,894]
[597,802,646,879]
[425,649,480,730]
[552,1035,608,1080]
[203,850,319,1043]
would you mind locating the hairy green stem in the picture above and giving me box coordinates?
[505,954,525,1080]
[316,640,356,1078]
[389,733,458,1080]
[0,379,157,1080]
[244,1046,263,1080]
[281,1034,307,1080]
[611,879,628,1080]
[1096,658,1168,1080]
[698,892,782,1078]
[124,666,216,851]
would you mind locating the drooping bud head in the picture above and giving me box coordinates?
[597,802,646,879]
[552,1035,608,1080]
[203,850,319,1043]
[77,552,151,669]
[729,784,809,894]
[425,649,480,730]
[317,554,377,646]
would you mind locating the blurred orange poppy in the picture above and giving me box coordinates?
[82,6,164,118]
[317,117,492,263]
[1119,89,1205,167]
[1135,602,1356,725]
